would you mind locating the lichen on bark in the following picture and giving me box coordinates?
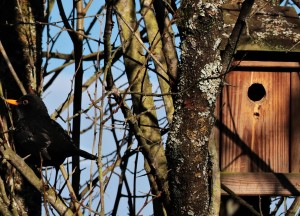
[166,0,223,215]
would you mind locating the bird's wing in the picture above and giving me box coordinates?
[14,123,35,144]
[32,119,53,160]
[48,118,77,156]
[49,119,74,143]
[49,119,97,160]
[13,118,52,161]
[40,145,52,160]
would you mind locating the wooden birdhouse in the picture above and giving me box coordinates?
[217,3,300,196]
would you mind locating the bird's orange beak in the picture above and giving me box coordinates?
[5,99,19,106]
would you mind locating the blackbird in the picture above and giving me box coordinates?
[5,94,97,171]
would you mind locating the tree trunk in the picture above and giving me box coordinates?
[0,0,44,214]
[166,0,223,215]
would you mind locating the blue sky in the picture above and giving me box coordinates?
[41,0,300,215]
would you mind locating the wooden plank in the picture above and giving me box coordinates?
[290,72,300,172]
[221,72,290,172]
[232,61,300,68]
[221,172,300,196]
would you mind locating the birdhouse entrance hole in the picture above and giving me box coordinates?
[217,60,300,196]
[247,83,266,102]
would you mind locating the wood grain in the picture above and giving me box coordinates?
[221,172,300,196]
[220,71,290,172]
[290,72,300,172]
[232,61,300,68]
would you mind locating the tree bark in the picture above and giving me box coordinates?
[166,0,223,215]
[0,0,44,215]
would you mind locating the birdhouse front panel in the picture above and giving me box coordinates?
[220,71,290,173]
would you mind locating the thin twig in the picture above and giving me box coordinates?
[270,197,284,216]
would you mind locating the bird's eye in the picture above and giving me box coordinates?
[22,100,29,105]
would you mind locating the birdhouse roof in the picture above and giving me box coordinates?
[221,4,300,53]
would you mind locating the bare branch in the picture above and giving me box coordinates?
[221,0,255,74]
[286,197,300,216]
[0,146,73,215]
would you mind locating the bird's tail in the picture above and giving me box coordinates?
[78,149,97,160]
